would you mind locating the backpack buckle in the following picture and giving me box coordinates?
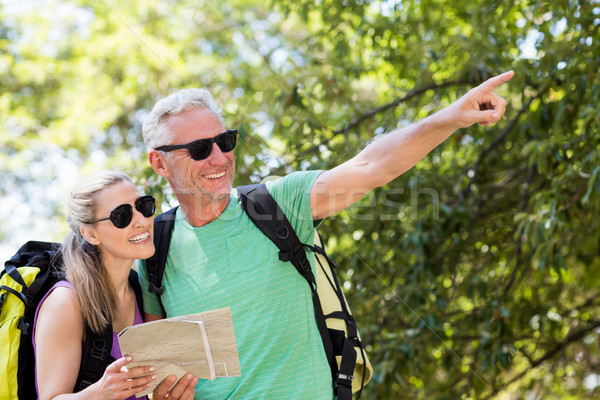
[337,372,355,387]
[148,283,165,295]
[280,245,314,281]
[18,317,31,335]
[78,380,93,389]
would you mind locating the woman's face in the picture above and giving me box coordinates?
[82,181,155,266]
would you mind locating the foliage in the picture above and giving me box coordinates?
[1,0,599,398]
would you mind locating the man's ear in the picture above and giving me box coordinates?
[148,150,170,178]
[80,226,100,246]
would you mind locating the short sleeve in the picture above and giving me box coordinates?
[265,170,324,245]
[137,259,162,316]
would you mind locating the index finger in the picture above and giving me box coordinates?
[165,374,197,399]
[480,70,514,92]
[153,374,177,398]
[105,356,134,373]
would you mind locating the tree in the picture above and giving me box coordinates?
[1,0,599,398]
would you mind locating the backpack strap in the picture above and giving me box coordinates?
[3,241,63,399]
[1,264,30,309]
[129,269,144,317]
[146,207,178,318]
[2,264,54,336]
[75,323,113,390]
[3,241,61,313]
[236,184,340,391]
[314,236,366,398]
[237,184,316,286]
[74,269,144,391]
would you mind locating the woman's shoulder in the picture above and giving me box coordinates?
[37,282,81,321]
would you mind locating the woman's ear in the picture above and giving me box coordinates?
[148,150,170,178]
[80,225,100,245]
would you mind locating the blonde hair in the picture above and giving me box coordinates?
[142,88,224,151]
[62,171,133,334]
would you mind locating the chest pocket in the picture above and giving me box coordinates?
[226,232,275,273]
[164,233,232,305]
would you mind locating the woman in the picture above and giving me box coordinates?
[33,171,198,399]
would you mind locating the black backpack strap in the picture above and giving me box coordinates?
[316,234,367,399]
[4,263,28,290]
[337,336,358,399]
[237,184,316,286]
[74,270,143,391]
[236,184,339,388]
[75,323,113,391]
[1,264,30,309]
[129,269,144,317]
[3,241,64,399]
[3,241,61,310]
[145,207,178,318]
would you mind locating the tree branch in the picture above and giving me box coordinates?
[481,319,600,399]
[332,79,472,136]
[295,78,472,158]
[501,163,537,297]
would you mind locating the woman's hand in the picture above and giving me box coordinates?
[91,356,157,399]
[150,373,199,400]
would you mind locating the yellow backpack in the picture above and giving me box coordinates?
[314,233,373,395]
[1,242,62,399]
[1,266,41,398]
[1,241,143,398]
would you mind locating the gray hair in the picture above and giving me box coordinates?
[142,88,225,150]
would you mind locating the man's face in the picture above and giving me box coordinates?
[162,107,235,205]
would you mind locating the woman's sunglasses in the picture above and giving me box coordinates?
[155,129,237,161]
[86,196,156,229]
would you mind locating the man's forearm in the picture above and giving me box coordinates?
[353,110,458,189]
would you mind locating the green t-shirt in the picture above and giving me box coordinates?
[139,171,333,399]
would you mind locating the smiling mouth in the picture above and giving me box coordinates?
[129,232,150,243]
[203,171,226,179]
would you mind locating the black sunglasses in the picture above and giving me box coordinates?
[86,196,156,229]
[155,129,238,161]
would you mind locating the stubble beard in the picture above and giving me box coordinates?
[190,161,235,203]
[195,180,232,202]
[168,159,235,221]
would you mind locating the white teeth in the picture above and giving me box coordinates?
[129,232,150,243]
[203,171,226,179]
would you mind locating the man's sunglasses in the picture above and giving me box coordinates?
[155,130,238,161]
[86,196,156,229]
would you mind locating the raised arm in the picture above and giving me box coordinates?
[310,70,514,220]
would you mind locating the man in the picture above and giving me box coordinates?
[139,70,514,399]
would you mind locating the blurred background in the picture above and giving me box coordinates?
[1,0,599,398]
